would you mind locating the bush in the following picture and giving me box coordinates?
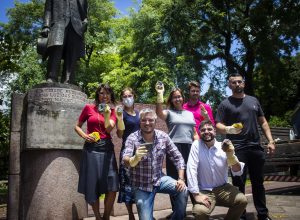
[268,111,293,127]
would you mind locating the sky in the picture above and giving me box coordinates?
[0,0,139,23]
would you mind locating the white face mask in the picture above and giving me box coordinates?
[123,97,134,107]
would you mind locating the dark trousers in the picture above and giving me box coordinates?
[231,146,269,220]
[166,143,195,212]
[47,24,82,83]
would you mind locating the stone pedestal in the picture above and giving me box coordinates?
[23,83,86,150]
[20,150,86,220]
[9,83,88,220]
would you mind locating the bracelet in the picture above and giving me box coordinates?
[269,140,275,144]
[178,177,185,182]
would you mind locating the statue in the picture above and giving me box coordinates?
[39,0,88,84]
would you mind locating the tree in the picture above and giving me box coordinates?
[0,0,118,97]
[76,0,118,94]
[9,46,46,93]
[0,0,45,91]
[119,0,200,102]
[130,0,299,115]
[163,0,300,94]
[255,54,300,118]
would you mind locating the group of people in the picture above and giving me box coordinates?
[74,73,275,220]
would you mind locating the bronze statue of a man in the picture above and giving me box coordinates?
[41,0,88,84]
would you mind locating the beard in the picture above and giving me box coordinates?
[201,134,214,142]
[233,87,244,94]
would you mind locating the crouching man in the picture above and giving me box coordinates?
[123,108,188,220]
[187,120,247,220]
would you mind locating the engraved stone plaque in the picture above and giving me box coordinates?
[23,83,87,149]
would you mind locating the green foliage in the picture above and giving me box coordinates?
[86,82,99,99]
[0,29,21,75]
[9,46,46,93]
[0,0,299,115]
[159,0,300,96]
[125,0,201,102]
[4,0,44,45]
[268,111,294,127]
[76,0,117,91]
[254,54,300,117]
[0,0,44,80]
[0,112,9,180]
[202,84,225,116]
[0,0,45,94]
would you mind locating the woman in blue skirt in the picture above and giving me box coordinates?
[75,83,119,220]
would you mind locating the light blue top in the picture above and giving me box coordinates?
[187,139,245,193]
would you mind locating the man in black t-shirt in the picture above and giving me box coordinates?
[215,73,275,220]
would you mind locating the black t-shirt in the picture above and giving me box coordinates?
[215,95,264,150]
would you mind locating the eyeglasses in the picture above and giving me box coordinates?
[230,80,244,85]
[141,118,155,123]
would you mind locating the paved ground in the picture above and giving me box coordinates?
[84,181,300,220]
[1,181,300,219]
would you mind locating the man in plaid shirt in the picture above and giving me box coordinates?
[123,108,188,220]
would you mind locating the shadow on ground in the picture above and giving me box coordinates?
[266,185,300,196]
[155,210,257,220]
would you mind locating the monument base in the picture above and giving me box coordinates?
[20,150,87,220]
[8,83,88,220]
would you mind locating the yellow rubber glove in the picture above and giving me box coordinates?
[89,132,100,142]
[129,146,148,167]
[221,139,240,166]
[225,123,243,134]
[232,123,243,129]
[155,81,164,104]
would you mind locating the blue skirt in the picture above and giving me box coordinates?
[78,139,119,204]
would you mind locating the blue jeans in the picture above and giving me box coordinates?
[134,176,188,220]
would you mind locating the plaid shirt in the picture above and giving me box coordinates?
[123,129,185,192]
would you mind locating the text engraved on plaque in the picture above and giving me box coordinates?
[28,88,87,104]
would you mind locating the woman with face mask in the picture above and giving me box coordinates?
[116,87,140,220]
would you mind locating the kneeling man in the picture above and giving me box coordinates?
[187,120,247,220]
[123,108,188,220]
